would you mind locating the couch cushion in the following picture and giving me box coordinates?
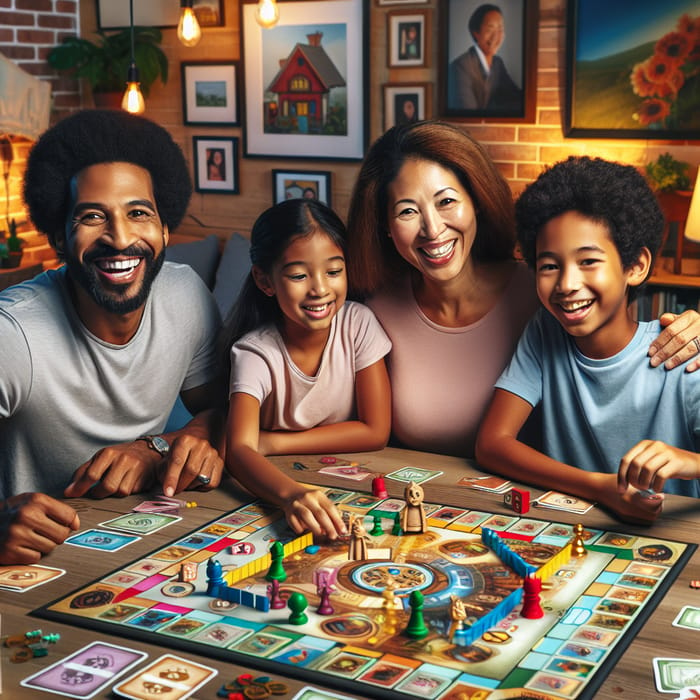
[165,234,220,289]
[212,233,251,320]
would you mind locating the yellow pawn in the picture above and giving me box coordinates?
[571,523,587,557]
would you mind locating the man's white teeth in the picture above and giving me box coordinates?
[98,258,140,271]
[423,240,455,258]
[560,299,592,311]
[304,304,328,312]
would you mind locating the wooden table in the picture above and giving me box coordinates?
[2,447,699,698]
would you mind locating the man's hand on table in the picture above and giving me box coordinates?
[0,493,79,565]
[63,435,224,499]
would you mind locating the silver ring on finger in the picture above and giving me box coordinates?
[196,474,211,485]
[694,337,700,354]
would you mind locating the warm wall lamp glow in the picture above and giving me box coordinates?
[685,168,700,243]
[178,0,202,47]
[121,0,145,114]
[255,0,280,28]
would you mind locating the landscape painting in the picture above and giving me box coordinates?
[566,0,700,138]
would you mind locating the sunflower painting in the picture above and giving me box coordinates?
[566,0,700,138]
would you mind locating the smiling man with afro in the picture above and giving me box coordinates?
[0,110,224,566]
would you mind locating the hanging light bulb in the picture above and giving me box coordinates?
[122,63,145,114]
[255,0,280,29]
[121,0,145,113]
[177,0,202,47]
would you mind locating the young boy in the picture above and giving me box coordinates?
[475,156,700,524]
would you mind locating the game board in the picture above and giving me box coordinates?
[34,487,695,700]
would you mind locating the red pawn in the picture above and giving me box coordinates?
[372,476,388,498]
[521,574,544,619]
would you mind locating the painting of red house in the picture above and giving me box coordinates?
[265,31,347,135]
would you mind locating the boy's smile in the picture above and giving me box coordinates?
[535,211,649,359]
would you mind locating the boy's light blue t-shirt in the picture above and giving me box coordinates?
[495,308,700,497]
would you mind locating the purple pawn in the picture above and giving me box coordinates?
[316,584,334,615]
[267,578,286,609]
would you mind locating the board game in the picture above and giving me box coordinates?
[34,487,695,700]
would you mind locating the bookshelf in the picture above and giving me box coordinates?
[636,259,700,321]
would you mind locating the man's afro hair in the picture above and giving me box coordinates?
[23,109,192,249]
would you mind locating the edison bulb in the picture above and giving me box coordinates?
[178,6,202,47]
[255,0,279,28]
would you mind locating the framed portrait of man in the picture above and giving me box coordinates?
[438,0,537,121]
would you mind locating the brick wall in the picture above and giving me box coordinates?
[0,0,80,264]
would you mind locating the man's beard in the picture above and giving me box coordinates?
[65,243,166,315]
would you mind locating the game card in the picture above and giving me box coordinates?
[113,654,217,700]
[673,606,700,631]
[534,491,594,514]
[386,466,443,484]
[290,688,358,700]
[99,513,181,535]
[457,475,512,492]
[0,563,65,591]
[65,529,141,551]
[21,641,147,698]
[653,657,700,693]
[318,464,374,480]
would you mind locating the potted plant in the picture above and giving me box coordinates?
[1,218,24,269]
[47,27,168,107]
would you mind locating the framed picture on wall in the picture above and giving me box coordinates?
[241,0,368,160]
[438,0,537,121]
[272,170,332,206]
[565,0,700,138]
[377,0,428,5]
[182,62,239,126]
[97,0,224,29]
[387,11,428,68]
[383,83,430,130]
[193,136,239,194]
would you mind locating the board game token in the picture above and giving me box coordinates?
[690,580,700,588]
[162,581,195,597]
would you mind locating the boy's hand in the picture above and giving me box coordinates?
[598,475,664,525]
[283,488,347,540]
[618,440,700,494]
[0,493,80,565]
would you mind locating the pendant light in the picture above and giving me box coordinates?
[177,0,202,47]
[255,0,280,29]
[121,0,145,114]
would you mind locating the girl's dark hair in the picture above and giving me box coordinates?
[23,109,191,251]
[346,120,516,298]
[218,198,347,378]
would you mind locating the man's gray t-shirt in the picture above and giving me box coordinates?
[0,262,221,498]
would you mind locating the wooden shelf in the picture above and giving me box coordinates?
[647,270,700,289]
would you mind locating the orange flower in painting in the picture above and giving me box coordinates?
[666,67,686,95]
[655,32,691,66]
[634,98,671,126]
[643,54,674,84]
[630,62,660,97]
[677,14,700,40]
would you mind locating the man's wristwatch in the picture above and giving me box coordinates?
[137,435,170,456]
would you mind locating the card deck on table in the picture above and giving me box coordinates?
[64,529,141,551]
[386,466,443,484]
[99,513,181,535]
[457,475,512,492]
[318,464,373,480]
[20,641,147,698]
[653,657,700,693]
[0,564,65,592]
[673,606,700,631]
[534,490,594,514]
[112,654,217,699]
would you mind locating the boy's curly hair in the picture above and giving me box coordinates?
[516,156,664,271]
[23,110,192,250]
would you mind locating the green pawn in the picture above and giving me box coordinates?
[265,540,287,582]
[370,514,384,536]
[391,512,403,536]
[405,590,429,639]
[287,592,308,625]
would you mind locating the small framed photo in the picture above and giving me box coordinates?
[383,83,430,130]
[182,62,239,126]
[377,0,428,4]
[272,170,332,206]
[388,10,428,68]
[193,137,239,194]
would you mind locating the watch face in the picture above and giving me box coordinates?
[151,436,170,455]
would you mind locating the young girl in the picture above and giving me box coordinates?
[222,199,392,539]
